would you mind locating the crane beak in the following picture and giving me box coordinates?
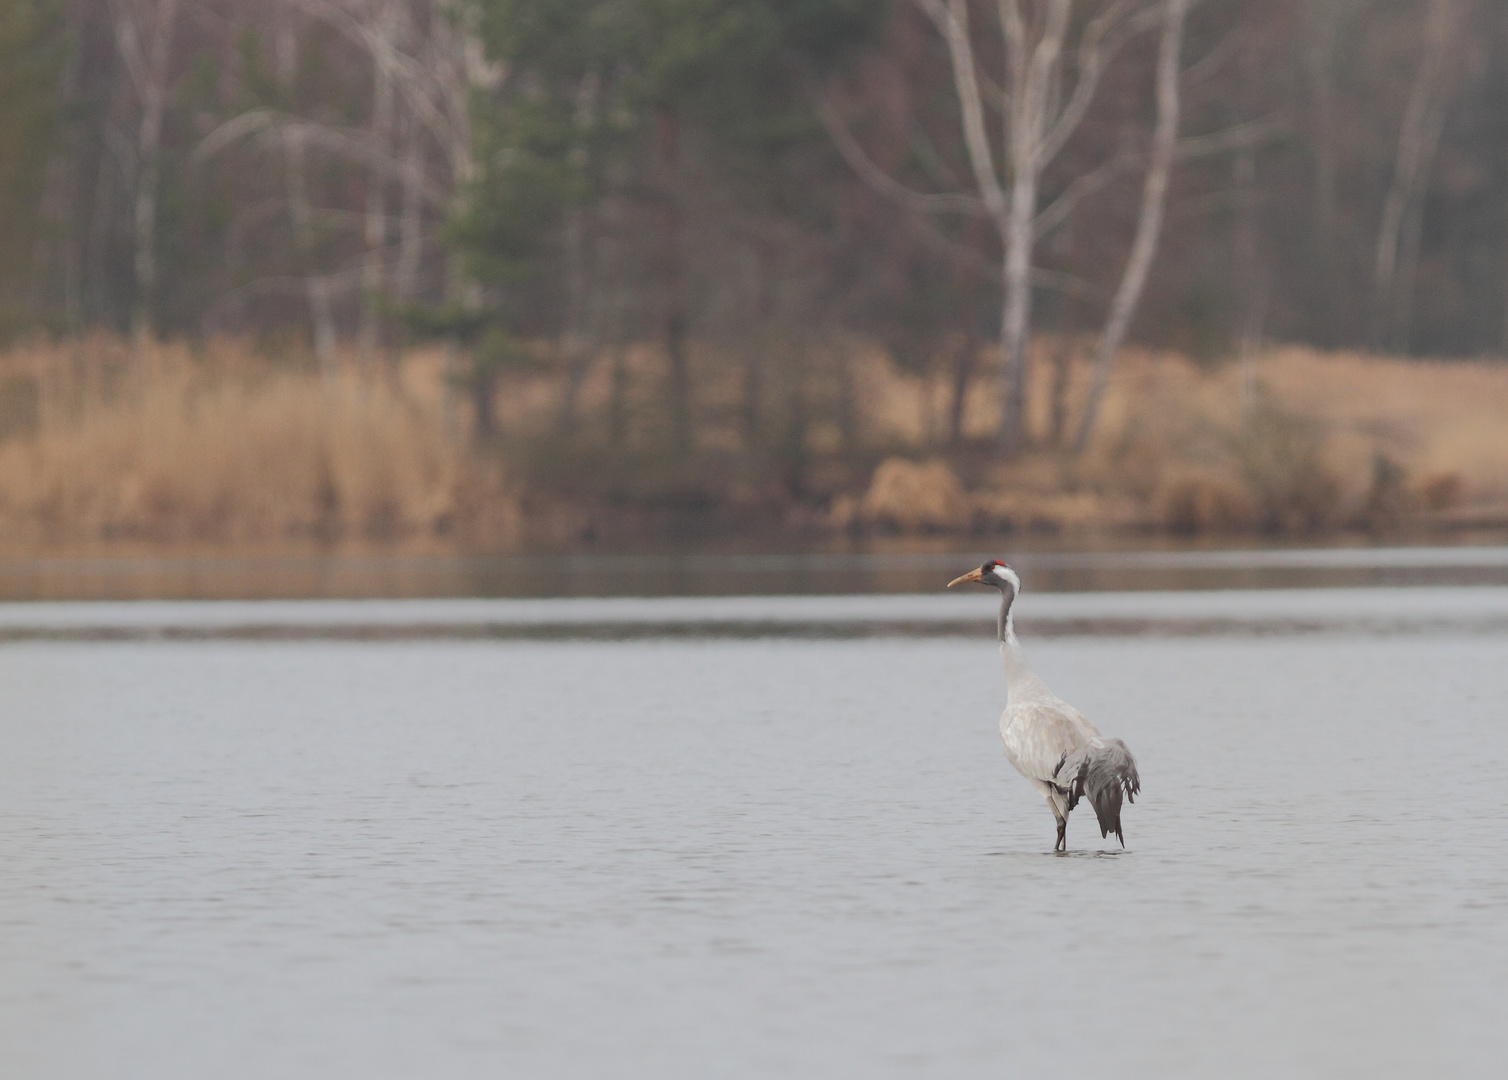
[947,568,984,588]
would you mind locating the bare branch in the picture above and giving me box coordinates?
[1176,116,1286,159]
[1032,115,1281,242]
[197,110,450,207]
[1038,1,1148,167]
[1018,0,1074,176]
[998,0,1027,101]
[1179,22,1246,87]
[205,262,369,316]
[1032,116,1281,241]
[1034,150,1137,235]
[195,108,281,161]
[294,0,479,183]
[1031,266,1105,299]
[107,1,150,99]
[910,127,966,191]
[816,99,987,218]
[916,0,1008,225]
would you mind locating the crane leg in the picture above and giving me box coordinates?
[1051,807,1067,852]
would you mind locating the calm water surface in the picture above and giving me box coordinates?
[2,600,1507,1077]
[6,543,1508,599]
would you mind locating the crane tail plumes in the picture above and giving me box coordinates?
[1063,739,1140,847]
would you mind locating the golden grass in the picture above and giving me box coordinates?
[1250,346,1508,502]
[1104,347,1508,530]
[0,333,1503,549]
[847,341,1508,535]
[0,336,516,549]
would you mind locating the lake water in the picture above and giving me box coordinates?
[5,541,1508,600]
[3,581,1507,1077]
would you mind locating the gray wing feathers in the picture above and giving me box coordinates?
[1063,739,1140,846]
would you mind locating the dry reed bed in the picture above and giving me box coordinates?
[0,335,1502,547]
[472,332,1508,535]
[843,344,1508,534]
[0,337,515,547]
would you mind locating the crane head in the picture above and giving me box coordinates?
[947,559,1020,593]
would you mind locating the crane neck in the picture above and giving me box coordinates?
[996,582,1018,646]
[999,638,1045,699]
[997,585,1047,701]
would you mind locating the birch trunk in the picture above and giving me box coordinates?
[998,0,1071,452]
[1074,0,1188,452]
[110,0,181,344]
[554,208,592,436]
[1373,0,1457,352]
[554,71,602,437]
[999,161,1038,451]
[395,123,425,307]
[359,3,399,362]
[910,0,1135,454]
[283,128,338,368]
[131,119,162,344]
[656,111,691,456]
[1304,0,1350,329]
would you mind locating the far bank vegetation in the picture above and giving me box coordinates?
[0,335,1501,553]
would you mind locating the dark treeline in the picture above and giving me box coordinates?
[2,0,1506,453]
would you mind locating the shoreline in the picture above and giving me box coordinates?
[2,537,1507,603]
[2,338,1507,555]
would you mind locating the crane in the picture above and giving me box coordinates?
[948,560,1140,852]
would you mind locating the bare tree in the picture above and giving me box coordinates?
[926,0,1153,450]
[827,0,1168,453]
[108,0,183,343]
[198,0,498,354]
[1074,0,1190,449]
[312,0,499,307]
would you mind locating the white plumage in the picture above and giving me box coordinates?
[949,560,1140,851]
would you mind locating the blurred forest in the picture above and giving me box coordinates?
[1,0,1507,550]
